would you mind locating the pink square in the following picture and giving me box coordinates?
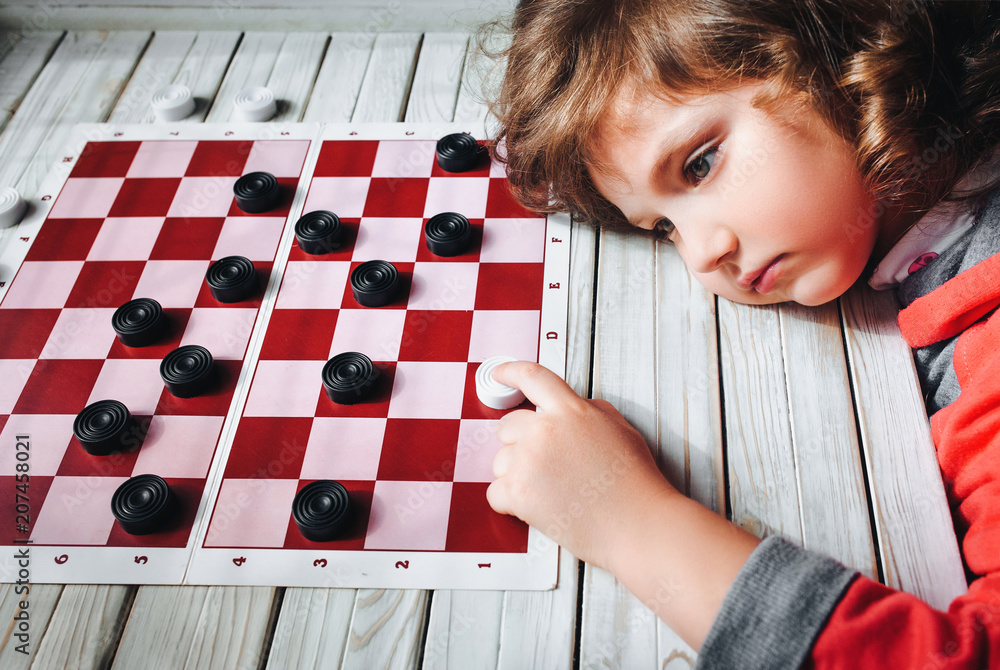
[407,263,479,311]
[86,218,165,261]
[134,260,209,308]
[88,358,167,416]
[453,419,502,483]
[41,308,117,359]
[180,308,257,360]
[365,480,452,550]
[329,309,405,361]
[134,414,224,479]
[243,140,311,178]
[388,361,466,419]
[212,217,285,261]
[489,160,506,178]
[205,478,298,547]
[371,140,436,178]
[244,360,326,417]
[0,414,74,475]
[126,141,198,178]
[0,360,33,413]
[31,476,123,545]
[276,261,350,309]
[49,178,124,219]
[481,218,546,263]
[300,417,386,480]
[352,218,423,263]
[468,310,540,362]
[1,261,84,309]
[423,177,489,219]
[167,177,240,218]
[303,177,370,218]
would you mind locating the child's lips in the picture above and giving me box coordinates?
[737,255,783,293]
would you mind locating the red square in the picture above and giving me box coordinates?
[71,141,141,179]
[64,260,145,309]
[461,362,533,420]
[398,311,472,362]
[414,219,483,263]
[56,416,147,477]
[13,359,105,414]
[106,478,206,548]
[154,359,241,417]
[107,308,191,360]
[282,479,375,550]
[288,219,359,262]
[0,475,53,544]
[474,263,544,310]
[225,417,312,479]
[193,260,272,309]
[341,261,413,310]
[313,140,379,177]
[259,309,338,361]
[108,178,183,218]
[377,418,460,481]
[227,177,297,218]
[485,177,538,219]
[24,219,103,261]
[363,178,428,217]
[315,361,395,419]
[0,309,61,359]
[429,140,492,178]
[149,218,225,261]
[184,140,252,177]
[445,482,528,553]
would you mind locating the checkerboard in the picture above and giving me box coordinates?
[0,123,567,589]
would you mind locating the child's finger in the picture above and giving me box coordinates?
[491,360,582,412]
[486,479,512,516]
[496,408,535,444]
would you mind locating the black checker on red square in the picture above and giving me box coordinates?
[288,219,359,262]
[193,261,272,308]
[13,359,105,415]
[341,261,413,309]
[57,418,147,477]
[225,417,312,479]
[414,219,483,263]
[154,359,241,417]
[107,478,206,548]
[64,260,145,309]
[227,178,296,218]
[398,311,472,362]
[108,178,183,217]
[71,141,141,179]
[24,219,103,261]
[184,140,253,177]
[259,309,338,361]
[315,361,396,419]
[107,308,191,360]
[149,217,225,261]
[430,140,492,178]
[363,178,429,218]
[446,482,529,553]
[474,263,544,310]
[377,418,460,481]
[282,480,375,550]
[0,309,61,359]
[314,140,379,177]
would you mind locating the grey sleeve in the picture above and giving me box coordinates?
[696,536,859,670]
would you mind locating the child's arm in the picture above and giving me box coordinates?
[486,360,760,649]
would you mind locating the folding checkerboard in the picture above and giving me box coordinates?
[0,123,568,589]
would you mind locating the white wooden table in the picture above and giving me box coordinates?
[0,29,968,669]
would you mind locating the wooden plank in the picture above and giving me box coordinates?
[266,32,329,122]
[453,31,509,129]
[0,31,63,135]
[109,30,197,123]
[173,31,244,123]
[0,583,62,668]
[423,590,503,669]
[267,588,356,669]
[404,33,467,123]
[302,32,374,123]
[342,590,428,670]
[205,31,286,122]
[352,33,421,123]
[30,585,135,670]
[112,586,278,669]
[841,286,967,609]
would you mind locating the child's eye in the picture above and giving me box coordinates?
[684,144,719,185]
[653,217,676,241]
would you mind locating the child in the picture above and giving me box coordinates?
[483,1,1000,667]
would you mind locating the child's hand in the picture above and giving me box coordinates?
[486,360,676,571]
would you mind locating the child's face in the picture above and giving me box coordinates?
[589,83,881,306]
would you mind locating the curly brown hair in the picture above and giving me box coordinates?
[484,0,1000,230]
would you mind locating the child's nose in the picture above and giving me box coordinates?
[684,225,738,274]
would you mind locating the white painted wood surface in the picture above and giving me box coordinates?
[0,27,972,669]
[0,31,63,135]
